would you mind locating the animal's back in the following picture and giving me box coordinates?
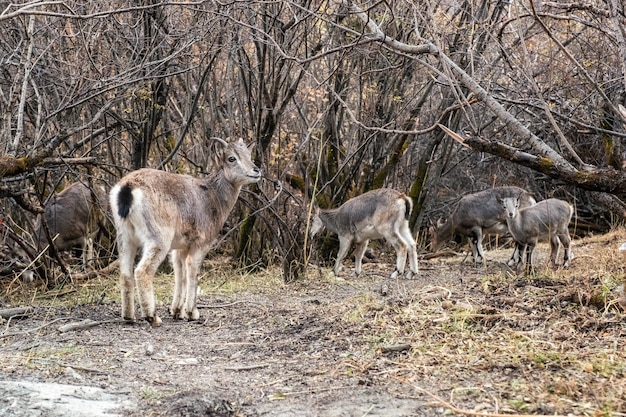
[340,188,408,222]
[455,186,530,228]
[521,198,572,228]
[38,182,105,249]
[111,168,229,252]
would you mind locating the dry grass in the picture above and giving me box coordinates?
[1,229,626,416]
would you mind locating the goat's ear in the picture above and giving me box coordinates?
[241,138,256,152]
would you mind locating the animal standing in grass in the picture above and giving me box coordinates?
[109,138,261,326]
[431,186,535,265]
[310,188,418,279]
[34,182,107,268]
[499,195,573,273]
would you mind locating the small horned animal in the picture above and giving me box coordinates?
[431,186,535,265]
[109,138,261,326]
[310,188,418,279]
[500,195,573,273]
[34,182,106,267]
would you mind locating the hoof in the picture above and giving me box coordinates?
[389,270,400,280]
[122,316,136,323]
[145,316,162,327]
[405,270,418,280]
[170,306,182,319]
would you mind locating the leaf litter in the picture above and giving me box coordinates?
[0,230,625,416]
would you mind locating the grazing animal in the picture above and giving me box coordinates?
[431,186,535,265]
[310,188,418,279]
[500,195,573,273]
[109,138,261,326]
[34,182,106,267]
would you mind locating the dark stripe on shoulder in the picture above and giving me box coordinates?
[117,183,133,219]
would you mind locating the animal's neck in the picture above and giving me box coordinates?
[207,171,242,219]
[319,209,341,234]
[504,211,522,234]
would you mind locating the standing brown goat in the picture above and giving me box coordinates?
[109,138,261,326]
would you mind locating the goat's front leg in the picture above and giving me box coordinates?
[181,253,204,321]
[170,250,187,319]
[515,243,528,274]
[333,237,352,277]
[82,236,94,269]
[507,243,521,267]
[469,227,485,266]
[353,240,369,276]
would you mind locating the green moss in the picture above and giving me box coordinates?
[538,157,554,169]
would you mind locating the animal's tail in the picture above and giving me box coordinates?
[402,194,413,221]
[116,184,134,219]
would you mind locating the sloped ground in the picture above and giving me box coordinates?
[0,230,625,417]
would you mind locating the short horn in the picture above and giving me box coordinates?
[210,137,229,147]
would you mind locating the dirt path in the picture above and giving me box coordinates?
[1,235,625,416]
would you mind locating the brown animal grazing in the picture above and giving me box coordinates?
[500,195,573,273]
[34,182,106,267]
[310,188,418,279]
[109,138,261,326]
[431,186,535,265]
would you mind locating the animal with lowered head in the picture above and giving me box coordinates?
[109,138,261,326]
[310,188,418,279]
[431,186,535,265]
[34,181,107,267]
[500,195,573,273]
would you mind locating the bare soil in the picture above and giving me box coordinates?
[1,231,626,417]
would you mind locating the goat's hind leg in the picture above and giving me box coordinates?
[399,224,418,278]
[387,234,408,279]
[549,235,561,268]
[117,238,137,322]
[558,232,573,267]
[135,244,168,326]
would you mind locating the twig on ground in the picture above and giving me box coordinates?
[379,344,412,354]
[197,300,255,309]
[0,317,67,339]
[223,363,269,371]
[0,306,33,319]
[58,318,126,333]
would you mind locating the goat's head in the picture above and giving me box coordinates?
[213,138,262,186]
[429,218,446,251]
[499,196,520,219]
[309,205,324,238]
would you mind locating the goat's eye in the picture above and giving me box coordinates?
[228,156,237,163]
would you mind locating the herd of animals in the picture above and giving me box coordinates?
[23,139,575,326]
